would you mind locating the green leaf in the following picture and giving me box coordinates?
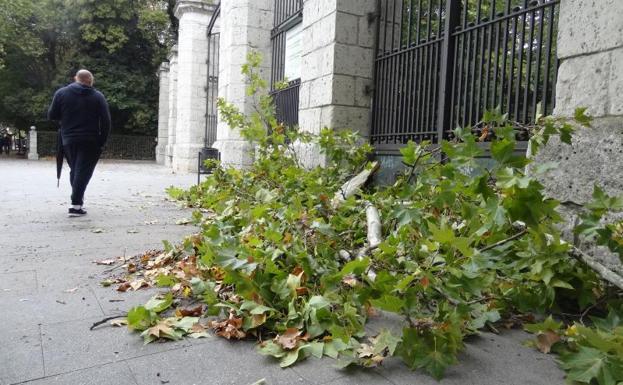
[370,295,404,313]
[574,107,592,127]
[340,258,370,276]
[127,306,157,331]
[144,293,173,313]
[524,316,563,334]
[400,140,418,165]
[280,347,304,367]
[155,274,177,287]
[559,346,621,385]
[373,329,401,355]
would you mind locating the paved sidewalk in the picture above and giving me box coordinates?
[0,159,565,385]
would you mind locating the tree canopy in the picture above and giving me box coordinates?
[0,0,176,135]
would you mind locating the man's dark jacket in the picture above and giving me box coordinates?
[48,82,111,146]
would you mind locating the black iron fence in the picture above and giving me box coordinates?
[37,131,156,160]
[271,0,303,126]
[271,79,301,128]
[371,0,560,150]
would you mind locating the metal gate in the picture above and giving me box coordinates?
[270,0,303,126]
[199,2,221,179]
[371,0,560,150]
[204,3,220,148]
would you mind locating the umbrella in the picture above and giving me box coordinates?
[56,129,63,187]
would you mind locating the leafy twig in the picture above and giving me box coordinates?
[479,229,528,252]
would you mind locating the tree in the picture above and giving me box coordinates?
[0,0,175,135]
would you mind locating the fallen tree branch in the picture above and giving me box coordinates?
[569,246,623,291]
[365,203,382,249]
[332,162,379,208]
[89,313,127,330]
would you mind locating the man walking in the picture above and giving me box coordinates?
[48,69,111,217]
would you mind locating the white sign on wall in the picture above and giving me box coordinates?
[284,23,303,81]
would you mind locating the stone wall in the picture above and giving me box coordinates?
[299,0,376,134]
[296,0,376,166]
[213,0,274,169]
[157,0,378,170]
[535,0,623,276]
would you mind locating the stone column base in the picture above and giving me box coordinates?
[172,143,206,173]
[156,143,167,165]
[213,140,255,169]
[165,144,175,167]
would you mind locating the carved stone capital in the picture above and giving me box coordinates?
[174,0,217,20]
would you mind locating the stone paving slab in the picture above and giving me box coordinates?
[0,289,103,328]
[0,325,44,385]
[17,362,137,385]
[126,341,309,385]
[40,316,196,377]
[0,271,38,295]
[0,159,567,385]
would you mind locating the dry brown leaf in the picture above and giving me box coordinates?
[147,322,176,338]
[175,304,204,317]
[190,322,207,334]
[478,126,490,142]
[129,279,149,291]
[208,314,246,340]
[117,282,131,292]
[276,328,302,350]
[536,331,561,354]
[295,287,309,296]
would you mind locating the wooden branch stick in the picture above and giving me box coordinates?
[569,246,623,291]
[332,162,379,208]
[479,229,528,252]
[89,313,127,330]
[365,203,382,249]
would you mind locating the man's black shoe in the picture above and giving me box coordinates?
[68,208,87,217]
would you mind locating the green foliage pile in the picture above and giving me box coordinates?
[525,307,623,385]
[0,0,175,134]
[125,55,622,382]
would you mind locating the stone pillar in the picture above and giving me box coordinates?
[297,0,377,166]
[165,45,178,167]
[156,62,170,165]
[172,0,216,172]
[213,0,274,169]
[535,0,623,276]
[27,126,38,160]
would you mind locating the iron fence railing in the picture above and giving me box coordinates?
[271,0,303,126]
[37,131,156,160]
[204,3,221,148]
[371,0,560,150]
[270,79,301,128]
[205,32,220,147]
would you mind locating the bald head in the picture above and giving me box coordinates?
[75,69,94,86]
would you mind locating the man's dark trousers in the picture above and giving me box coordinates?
[63,141,101,206]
